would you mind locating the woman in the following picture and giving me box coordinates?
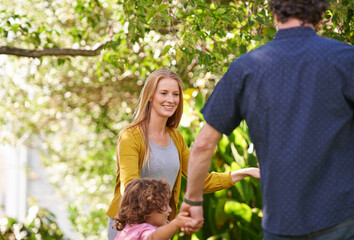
[106,68,259,239]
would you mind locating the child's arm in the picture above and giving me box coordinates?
[147,212,192,240]
[230,167,260,183]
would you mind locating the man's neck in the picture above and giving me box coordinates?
[277,18,314,30]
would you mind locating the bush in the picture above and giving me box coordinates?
[0,206,63,240]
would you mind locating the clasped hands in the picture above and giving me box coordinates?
[178,202,204,234]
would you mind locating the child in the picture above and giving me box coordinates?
[114,178,193,240]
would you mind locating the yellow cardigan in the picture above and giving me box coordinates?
[106,126,234,220]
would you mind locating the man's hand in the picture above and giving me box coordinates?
[179,202,204,234]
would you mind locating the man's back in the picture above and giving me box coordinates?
[202,26,354,235]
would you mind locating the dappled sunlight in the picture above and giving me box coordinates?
[0,0,351,239]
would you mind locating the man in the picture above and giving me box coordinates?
[181,0,354,239]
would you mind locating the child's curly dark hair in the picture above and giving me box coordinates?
[268,0,329,26]
[114,178,170,231]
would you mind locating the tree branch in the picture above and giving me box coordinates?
[0,40,112,58]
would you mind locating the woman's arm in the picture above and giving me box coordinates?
[176,128,229,192]
[117,130,142,195]
[177,128,259,193]
[230,167,260,183]
[202,167,260,193]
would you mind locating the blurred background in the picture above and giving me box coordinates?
[0,0,352,239]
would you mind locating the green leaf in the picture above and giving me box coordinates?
[218,135,230,153]
[57,58,65,65]
[217,8,226,14]
[176,48,182,62]
[146,9,156,21]
[158,4,169,12]
[205,54,211,65]
[225,200,253,222]
[240,44,247,54]
[253,36,262,41]
[234,127,248,151]
[231,142,245,167]
[222,15,233,22]
[195,91,204,111]
[219,29,226,37]
[214,198,228,227]
[197,4,208,10]
[254,16,265,24]
[161,44,172,55]
[112,42,118,51]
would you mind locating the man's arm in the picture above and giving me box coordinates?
[180,123,222,232]
[185,123,222,200]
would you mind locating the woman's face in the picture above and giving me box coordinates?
[150,77,180,120]
[146,204,172,227]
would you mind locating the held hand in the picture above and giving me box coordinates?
[174,212,194,228]
[180,202,204,234]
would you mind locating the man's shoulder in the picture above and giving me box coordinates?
[318,34,352,48]
[315,35,354,60]
[317,34,352,46]
[229,42,274,69]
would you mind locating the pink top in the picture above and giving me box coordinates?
[114,223,157,240]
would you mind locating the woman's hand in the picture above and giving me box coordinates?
[230,167,260,183]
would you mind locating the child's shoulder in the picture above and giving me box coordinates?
[130,223,157,231]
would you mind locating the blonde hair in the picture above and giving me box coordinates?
[121,68,183,166]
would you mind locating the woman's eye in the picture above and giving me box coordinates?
[161,92,167,95]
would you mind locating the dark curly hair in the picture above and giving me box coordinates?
[268,0,329,26]
[114,178,170,231]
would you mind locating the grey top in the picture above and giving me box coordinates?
[140,137,180,193]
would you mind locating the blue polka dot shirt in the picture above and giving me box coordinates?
[202,27,354,235]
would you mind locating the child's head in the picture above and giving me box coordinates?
[115,178,171,231]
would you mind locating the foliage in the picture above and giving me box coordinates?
[321,0,353,42]
[0,0,352,239]
[0,206,63,240]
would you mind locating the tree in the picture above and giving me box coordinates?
[1,0,352,238]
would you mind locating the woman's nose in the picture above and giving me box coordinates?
[167,94,174,102]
